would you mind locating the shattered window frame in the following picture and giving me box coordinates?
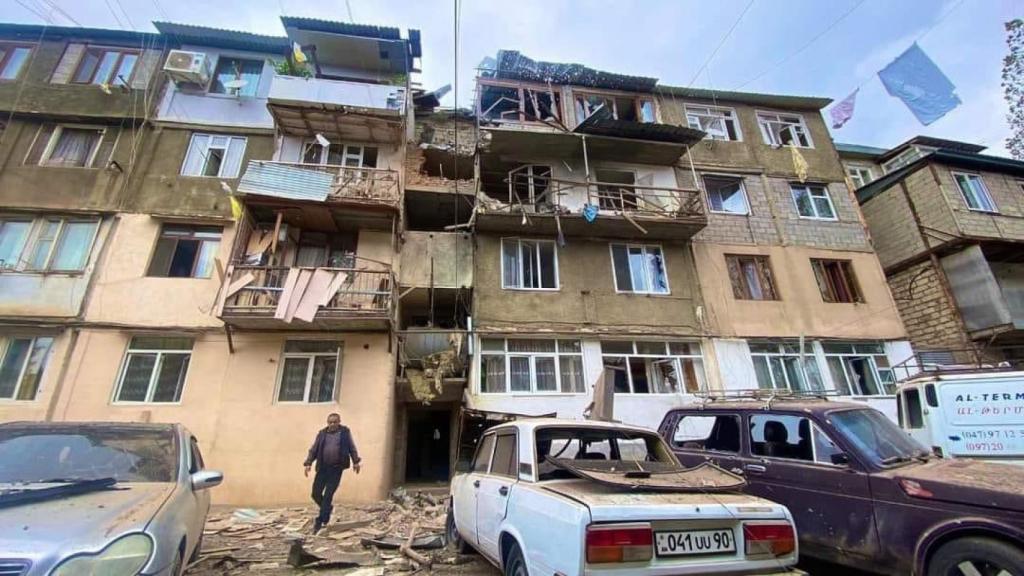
[822,341,895,396]
[703,174,751,215]
[756,110,813,148]
[725,254,778,301]
[479,338,585,395]
[810,259,862,304]
[609,243,670,295]
[684,104,741,141]
[0,334,54,401]
[477,78,562,124]
[600,340,706,395]
[749,340,823,392]
[571,89,657,125]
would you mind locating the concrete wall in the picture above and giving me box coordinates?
[473,235,702,335]
[40,329,394,505]
[400,231,472,288]
[693,243,906,340]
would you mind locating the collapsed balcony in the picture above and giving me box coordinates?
[267,75,407,143]
[396,329,469,403]
[238,160,400,213]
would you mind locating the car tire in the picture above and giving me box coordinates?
[927,536,1024,576]
[503,541,528,576]
[445,507,471,554]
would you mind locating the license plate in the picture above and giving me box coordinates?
[655,529,735,557]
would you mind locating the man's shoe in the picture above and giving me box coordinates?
[312,519,323,534]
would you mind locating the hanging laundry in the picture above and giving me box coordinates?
[878,43,961,126]
[292,42,308,64]
[830,89,858,129]
[229,196,244,220]
[790,144,809,183]
[582,203,599,223]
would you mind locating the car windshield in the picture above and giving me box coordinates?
[0,427,179,483]
[829,409,929,467]
[536,427,676,481]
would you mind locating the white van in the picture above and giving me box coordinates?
[896,371,1024,465]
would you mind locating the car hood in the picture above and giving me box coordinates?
[0,482,174,555]
[885,458,1024,512]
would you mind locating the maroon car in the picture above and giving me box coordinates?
[658,399,1024,576]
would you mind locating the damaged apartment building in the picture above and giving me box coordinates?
[839,137,1024,365]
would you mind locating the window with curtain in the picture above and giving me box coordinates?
[725,254,778,300]
[0,335,54,401]
[749,341,823,392]
[811,259,862,303]
[480,338,584,394]
[181,133,247,178]
[42,126,104,167]
[501,238,558,290]
[209,57,262,97]
[277,341,342,403]
[71,46,138,86]
[114,337,193,403]
[610,244,669,294]
[147,224,222,279]
[0,216,98,272]
[0,44,32,80]
[600,341,705,394]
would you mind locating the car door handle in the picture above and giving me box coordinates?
[473,480,480,488]
[499,486,509,496]
[730,467,744,475]
[745,464,766,474]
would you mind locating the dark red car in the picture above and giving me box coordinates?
[658,399,1024,576]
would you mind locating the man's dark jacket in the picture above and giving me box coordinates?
[304,425,361,471]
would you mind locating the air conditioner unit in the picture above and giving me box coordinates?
[163,50,211,86]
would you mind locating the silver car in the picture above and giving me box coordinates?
[0,421,223,576]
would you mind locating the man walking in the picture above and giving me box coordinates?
[304,413,361,533]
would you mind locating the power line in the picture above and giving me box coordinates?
[36,0,82,26]
[685,0,756,89]
[345,0,354,23]
[102,0,127,29]
[735,0,868,90]
[13,0,49,22]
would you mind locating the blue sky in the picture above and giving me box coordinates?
[6,0,1021,156]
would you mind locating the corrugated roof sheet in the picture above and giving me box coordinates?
[237,161,333,202]
[280,17,402,40]
[154,22,289,53]
[835,143,889,157]
[877,135,987,161]
[490,50,658,92]
[658,86,832,110]
[574,105,706,145]
[856,150,1024,204]
[0,23,159,44]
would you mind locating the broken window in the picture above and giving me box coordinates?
[685,105,740,141]
[181,133,247,178]
[114,336,193,403]
[510,164,552,207]
[277,340,342,403]
[791,183,836,219]
[749,341,822,392]
[501,238,557,290]
[757,111,812,148]
[725,255,778,300]
[822,342,895,396]
[811,259,862,303]
[703,175,749,214]
[479,338,583,394]
[72,46,138,86]
[478,81,561,123]
[0,335,53,401]
[147,224,222,279]
[610,244,668,294]
[594,169,638,211]
[573,92,656,124]
[294,231,356,268]
[601,341,705,394]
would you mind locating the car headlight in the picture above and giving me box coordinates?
[51,533,154,576]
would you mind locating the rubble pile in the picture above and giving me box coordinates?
[187,489,482,575]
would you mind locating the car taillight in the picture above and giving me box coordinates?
[586,524,653,564]
[743,522,795,557]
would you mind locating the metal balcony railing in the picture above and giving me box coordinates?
[222,264,394,316]
[239,161,400,207]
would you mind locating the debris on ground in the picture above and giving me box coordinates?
[186,488,487,575]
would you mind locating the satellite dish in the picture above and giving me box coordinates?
[224,79,249,92]
[315,133,330,148]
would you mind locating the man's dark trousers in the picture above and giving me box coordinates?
[311,464,344,524]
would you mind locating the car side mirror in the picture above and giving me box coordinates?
[830,453,850,466]
[454,460,471,474]
[191,470,224,491]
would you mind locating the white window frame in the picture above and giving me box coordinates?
[703,173,751,215]
[111,338,193,405]
[180,133,247,178]
[478,338,585,395]
[0,215,99,273]
[275,341,342,404]
[684,104,742,141]
[749,341,823,392]
[791,183,837,220]
[756,110,813,148]
[39,124,106,168]
[822,341,895,397]
[881,145,936,174]
[500,237,559,291]
[846,165,874,189]
[0,335,53,401]
[609,243,670,294]
[600,340,706,395]
[951,171,998,213]
[300,140,377,168]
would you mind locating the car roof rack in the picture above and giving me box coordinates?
[693,389,839,409]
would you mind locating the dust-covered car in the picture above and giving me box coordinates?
[0,421,222,576]
[447,418,801,576]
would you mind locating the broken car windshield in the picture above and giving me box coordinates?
[829,409,928,468]
[0,427,179,483]
[535,427,675,481]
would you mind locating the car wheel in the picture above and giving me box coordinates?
[445,507,471,554]
[504,541,528,576]
[928,537,1024,576]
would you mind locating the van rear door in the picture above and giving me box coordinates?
[938,376,1024,458]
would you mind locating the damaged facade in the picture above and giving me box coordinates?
[839,137,1024,365]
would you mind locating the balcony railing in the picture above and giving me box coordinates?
[221,265,394,318]
[238,161,400,208]
[500,167,703,219]
[268,74,406,113]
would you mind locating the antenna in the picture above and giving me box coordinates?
[223,78,249,96]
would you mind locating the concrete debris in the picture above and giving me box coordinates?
[188,489,476,575]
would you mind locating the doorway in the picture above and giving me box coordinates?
[405,408,452,483]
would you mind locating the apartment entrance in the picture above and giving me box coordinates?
[404,407,452,483]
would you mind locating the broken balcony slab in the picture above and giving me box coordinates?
[482,125,695,165]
